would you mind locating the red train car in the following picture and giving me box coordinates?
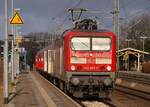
[35,19,116,98]
[35,52,44,71]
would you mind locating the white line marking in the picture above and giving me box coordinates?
[36,71,82,107]
[30,73,57,107]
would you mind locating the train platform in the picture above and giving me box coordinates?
[4,71,57,107]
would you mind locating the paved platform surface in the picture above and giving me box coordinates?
[4,71,56,107]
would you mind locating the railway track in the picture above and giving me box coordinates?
[115,85,150,100]
[35,71,115,107]
[117,71,150,85]
[78,71,150,107]
[116,71,150,100]
[80,87,150,107]
[111,90,150,107]
[34,71,150,107]
[33,71,82,107]
[111,71,150,107]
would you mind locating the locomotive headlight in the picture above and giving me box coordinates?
[71,57,86,64]
[104,78,112,86]
[106,66,111,71]
[71,77,80,85]
[71,65,75,71]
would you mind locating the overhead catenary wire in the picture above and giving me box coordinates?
[53,0,150,34]
[120,0,150,23]
[52,0,83,21]
[52,0,84,35]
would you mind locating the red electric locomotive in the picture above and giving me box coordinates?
[35,19,116,98]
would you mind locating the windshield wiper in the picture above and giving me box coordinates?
[77,38,89,48]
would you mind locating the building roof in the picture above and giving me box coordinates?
[117,47,150,55]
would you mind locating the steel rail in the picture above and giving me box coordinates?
[38,71,116,107]
[115,71,150,102]
[115,85,150,101]
[116,71,150,85]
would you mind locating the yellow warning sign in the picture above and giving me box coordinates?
[10,12,24,24]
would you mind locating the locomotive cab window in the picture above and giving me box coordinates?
[71,37,90,50]
[71,37,111,51]
[92,37,111,51]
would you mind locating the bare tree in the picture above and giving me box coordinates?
[120,14,150,52]
[20,32,54,69]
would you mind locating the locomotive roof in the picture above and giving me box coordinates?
[36,29,115,55]
[62,29,112,37]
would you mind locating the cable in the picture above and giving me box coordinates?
[121,0,130,22]
[52,0,83,32]
[72,0,83,8]
[52,0,83,21]
[120,0,150,22]
[129,6,150,18]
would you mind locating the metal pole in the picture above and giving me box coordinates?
[143,38,144,52]
[116,0,120,70]
[140,36,148,61]
[125,39,132,48]
[11,38,14,83]
[113,0,120,70]
[137,53,140,72]
[113,0,116,33]
[14,25,17,78]
[127,55,129,71]
[11,0,15,84]
[25,51,27,71]
[3,0,9,103]
[16,51,20,74]
[13,8,20,77]
[16,26,20,75]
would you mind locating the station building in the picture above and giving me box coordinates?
[117,48,150,73]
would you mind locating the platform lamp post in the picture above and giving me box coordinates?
[3,0,9,103]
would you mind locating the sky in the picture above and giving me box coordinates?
[0,0,150,40]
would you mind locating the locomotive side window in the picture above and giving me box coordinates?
[92,37,111,51]
[71,37,90,50]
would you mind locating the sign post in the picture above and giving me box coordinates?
[9,10,24,92]
[10,10,24,78]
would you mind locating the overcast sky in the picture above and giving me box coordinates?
[0,0,150,40]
